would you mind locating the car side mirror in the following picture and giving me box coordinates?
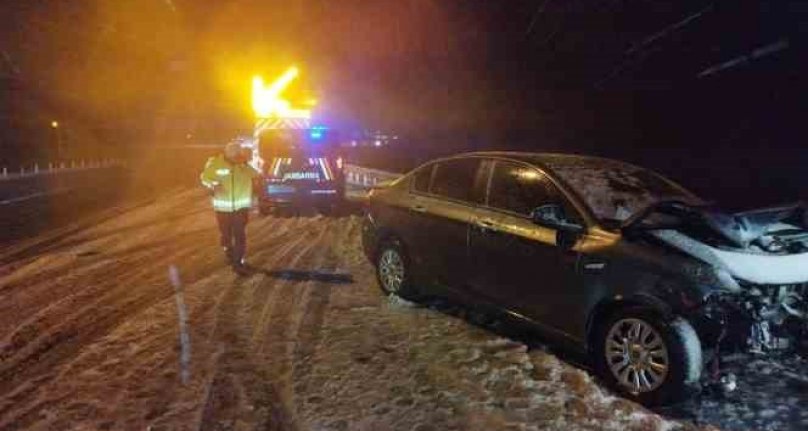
[531,204,584,234]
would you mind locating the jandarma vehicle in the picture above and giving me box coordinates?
[256,128,346,214]
[361,152,808,405]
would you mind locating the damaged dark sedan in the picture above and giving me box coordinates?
[361,152,808,405]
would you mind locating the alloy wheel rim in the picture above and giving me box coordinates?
[379,249,405,294]
[605,318,669,394]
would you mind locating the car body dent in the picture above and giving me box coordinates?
[551,228,723,347]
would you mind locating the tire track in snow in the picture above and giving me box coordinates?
[0,192,233,428]
[196,216,336,429]
[0,192,368,430]
[163,216,324,430]
[251,221,330,351]
[0,223,208,369]
[0,251,217,427]
[0,229,215,350]
[0,190,213,341]
[248,221,324,348]
[195,216,328,430]
[254,220,333,366]
[198,215,316,350]
[0,195,162,265]
[289,217,355,402]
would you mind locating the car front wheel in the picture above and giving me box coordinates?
[594,309,702,405]
[375,241,418,299]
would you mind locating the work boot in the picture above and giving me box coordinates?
[232,258,251,275]
[223,247,234,265]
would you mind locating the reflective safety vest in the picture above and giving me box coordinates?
[200,155,260,212]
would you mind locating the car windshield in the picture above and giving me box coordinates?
[546,158,702,225]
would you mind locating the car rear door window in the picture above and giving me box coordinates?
[412,164,434,193]
[430,158,481,203]
[487,161,558,216]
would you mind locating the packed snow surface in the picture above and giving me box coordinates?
[0,188,804,430]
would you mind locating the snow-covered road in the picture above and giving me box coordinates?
[0,189,795,430]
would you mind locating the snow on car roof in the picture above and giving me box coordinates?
[460,152,696,223]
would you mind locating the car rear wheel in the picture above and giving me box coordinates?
[375,241,419,300]
[593,308,702,406]
[316,200,344,216]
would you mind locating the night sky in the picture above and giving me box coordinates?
[0,1,805,206]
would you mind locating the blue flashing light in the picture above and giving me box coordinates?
[309,126,327,141]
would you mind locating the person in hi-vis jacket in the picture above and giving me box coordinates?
[200,141,260,273]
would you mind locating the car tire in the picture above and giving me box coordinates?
[332,196,347,215]
[375,240,419,300]
[316,204,331,216]
[593,308,702,406]
[317,201,343,217]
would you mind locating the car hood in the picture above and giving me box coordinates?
[639,203,808,285]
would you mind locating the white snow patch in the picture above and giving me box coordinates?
[452,347,482,364]
[759,409,778,418]
[347,306,377,312]
[484,337,520,348]
[385,293,420,309]
[652,229,808,284]
[670,318,703,384]
[711,247,808,284]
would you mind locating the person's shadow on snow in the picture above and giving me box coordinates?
[260,269,354,284]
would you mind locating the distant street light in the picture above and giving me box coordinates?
[51,121,63,160]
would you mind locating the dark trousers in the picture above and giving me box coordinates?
[215,209,249,264]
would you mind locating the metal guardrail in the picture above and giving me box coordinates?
[0,159,127,181]
[1,160,387,188]
[344,164,402,188]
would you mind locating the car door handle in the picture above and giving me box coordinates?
[410,204,427,213]
[475,218,498,232]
